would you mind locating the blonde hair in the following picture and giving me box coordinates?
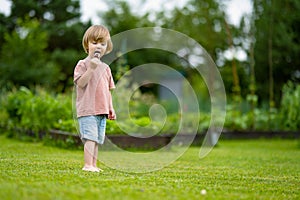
[82,25,113,54]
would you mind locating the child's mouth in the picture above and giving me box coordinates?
[94,50,101,58]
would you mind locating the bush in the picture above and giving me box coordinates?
[53,119,77,133]
[0,18,60,88]
[109,117,167,136]
[5,87,34,129]
[223,102,282,131]
[4,87,72,134]
[106,113,210,135]
[0,90,9,129]
[2,83,299,142]
[224,104,248,131]
[280,82,300,130]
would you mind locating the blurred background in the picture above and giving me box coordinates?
[0,0,299,135]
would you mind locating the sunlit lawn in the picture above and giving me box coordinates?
[0,134,299,200]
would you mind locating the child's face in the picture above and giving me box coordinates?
[88,40,108,59]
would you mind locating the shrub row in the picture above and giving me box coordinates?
[1,87,74,133]
[0,82,299,138]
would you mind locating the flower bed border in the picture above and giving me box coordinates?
[48,129,300,149]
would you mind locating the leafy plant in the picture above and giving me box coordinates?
[53,119,77,133]
[280,82,300,130]
[4,87,72,135]
[224,104,248,131]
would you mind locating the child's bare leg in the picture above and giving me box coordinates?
[93,144,98,168]
[84,140,95,168]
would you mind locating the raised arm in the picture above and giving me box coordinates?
[76,58,99,88]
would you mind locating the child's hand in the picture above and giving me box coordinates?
[108,109,116,120]
[90,57,100,69]
[90,50,102,69]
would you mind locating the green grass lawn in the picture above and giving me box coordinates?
[0,134,299,200]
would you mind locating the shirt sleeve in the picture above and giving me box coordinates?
[74,60,87,84]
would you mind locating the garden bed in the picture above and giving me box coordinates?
[49,130,173,149]
[48,129,300,149]
[106,134,173,150]
[221,130,300,139]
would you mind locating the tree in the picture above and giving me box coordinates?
[0,18,59,88]
[100,1,175,83]
[0,13,9,52]
[100,1,153,35]
[253,0,300,105]
[8,0,85,51]
[159,0,228,60]
[3,0,91,91]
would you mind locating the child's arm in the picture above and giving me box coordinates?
[108,108,116,120]
[108,91,116,120]
[76,67,94,88]
[76,58,99,88]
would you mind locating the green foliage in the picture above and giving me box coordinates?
[53,119,77,133]
[2,84,299,140]
[223,101,282,131]
[117,117,165,136]
[1,0,89,92]
[219,63,250,97]
[9,0,84,51]
[0,0,299,155]
[106,120,123,135]
[43,134,81,150]
[5,87,34,124]
[4,87,72,134]
[224,105,248,130]
[0,14,9,51]
[280,82,300,130]
[50,48,85,91]
[253,0,300,104]
[0,0,299,104]
[159,0,228,59]
[107,112,212,135]
[0,18,60,88]
[101,1,153,35]
[0,89,9,129]
[2,81,299,146]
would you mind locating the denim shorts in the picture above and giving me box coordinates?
[78,115,107,144]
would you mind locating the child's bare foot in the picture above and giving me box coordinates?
[82,166,100,172]
[94,167,103,172]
